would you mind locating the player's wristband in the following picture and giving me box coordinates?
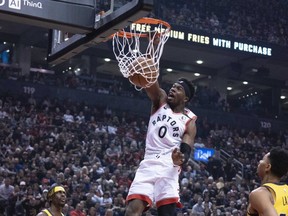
[180,142,191,165]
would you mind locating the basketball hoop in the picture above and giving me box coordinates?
[112,17,171,89]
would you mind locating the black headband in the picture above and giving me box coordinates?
[177,80,192,100]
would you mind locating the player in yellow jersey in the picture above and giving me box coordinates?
[247,147,288,216]
[37,184,66,216]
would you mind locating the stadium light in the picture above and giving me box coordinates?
[196,60,203,64]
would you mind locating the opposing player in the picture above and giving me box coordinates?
[124,76,197,216]
[247,147,288,216]
[37,184,66,216]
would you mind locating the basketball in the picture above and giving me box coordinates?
[128,57,158,88]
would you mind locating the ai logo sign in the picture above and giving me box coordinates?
[9,0,21,10]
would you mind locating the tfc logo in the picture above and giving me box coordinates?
[9,0,21,10]
[0,0,4,6]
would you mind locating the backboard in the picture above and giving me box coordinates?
[47,0,154,66]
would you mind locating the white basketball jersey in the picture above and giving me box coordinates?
[145,103,197,154]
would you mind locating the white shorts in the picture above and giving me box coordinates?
[126,151,182,209]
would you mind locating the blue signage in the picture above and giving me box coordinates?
[194,148,215,162]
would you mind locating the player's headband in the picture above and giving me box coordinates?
[177,80,192,101]
[47,186,65,198]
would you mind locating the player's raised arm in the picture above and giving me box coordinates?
[112,18,171,114]
[145,81,167,112]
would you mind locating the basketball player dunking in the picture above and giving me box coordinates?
[125,77,197,216]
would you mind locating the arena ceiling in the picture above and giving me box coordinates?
[0,18,287,109]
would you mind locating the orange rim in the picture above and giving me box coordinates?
[110,17,171,39]
[134,17,171,28]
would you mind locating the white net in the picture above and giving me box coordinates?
[112,18,170,88]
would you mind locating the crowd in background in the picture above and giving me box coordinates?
[0,68,275,120]
[157,0,288,46]
[98,0,288,45]
[0,92,287,215]
[1,0,288,120]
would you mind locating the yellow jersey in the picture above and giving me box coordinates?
[42,209,64,216]
[263,183,288,216]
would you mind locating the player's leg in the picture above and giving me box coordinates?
[157,203,176,216]
[125,199,147,216]
[155,162,180,216]
[125,161,154,216]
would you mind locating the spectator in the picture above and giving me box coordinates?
[63,110,74,123]
[69,202,86,216]
[0,177,14,214]
[206,156,223,180]
[216,177,225,190]
[192,196,204,215]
